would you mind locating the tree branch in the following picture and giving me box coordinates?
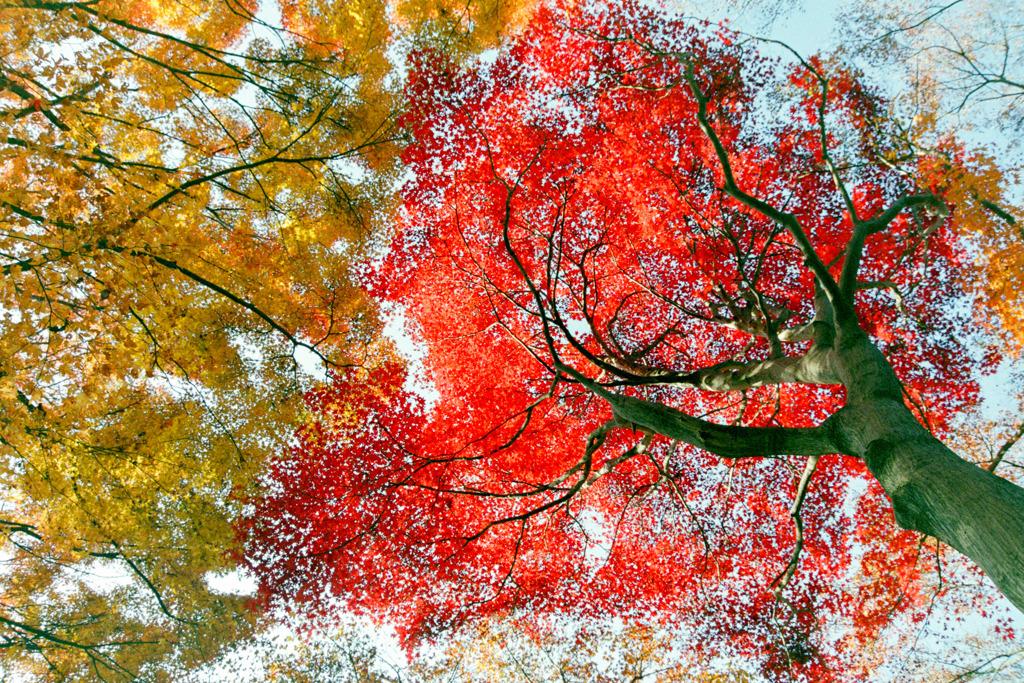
[988,422,1024,473]
[772,453,821,597]
[682,58,843,307]
[558,363,839,458]
[838,193,948,302]
[603,345,838,392]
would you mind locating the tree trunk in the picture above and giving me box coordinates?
[580,330,1024,613]
[862,422,1024,611]
[831,334,1024,612]
[542,22,1024,614]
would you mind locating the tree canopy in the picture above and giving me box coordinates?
[246,0,1024,680]
[837,0,1024,349]
[3,0,1023,680]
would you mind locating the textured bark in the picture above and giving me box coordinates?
[828,333,1024,612]
[598,340,838,391]
[860,424,1024,611]
[678,346,838,391]
[559,364,841,459]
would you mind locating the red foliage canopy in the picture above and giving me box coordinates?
[244,2,1000,679]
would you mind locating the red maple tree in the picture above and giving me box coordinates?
[244,1,1023,678]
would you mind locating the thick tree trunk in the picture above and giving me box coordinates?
[860,419,1024,611]
[831,333,1024,612]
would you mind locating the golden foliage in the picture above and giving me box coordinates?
[0,0,536,678]
[918,148,1024,351]
[838,0,1024,351]
[217,613,754,683]
[412,616,749,683]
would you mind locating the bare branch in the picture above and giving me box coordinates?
[772,454,822,597]
[989,422,1024,473]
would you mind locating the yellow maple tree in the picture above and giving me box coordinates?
[0,0,539,679]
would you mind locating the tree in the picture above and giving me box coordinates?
[0,0,386,676]
[839,0,1024,131]
[400,615,744,682]
[0,0,539,678]
[245,0,1024,679]
[202,608,744,682]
